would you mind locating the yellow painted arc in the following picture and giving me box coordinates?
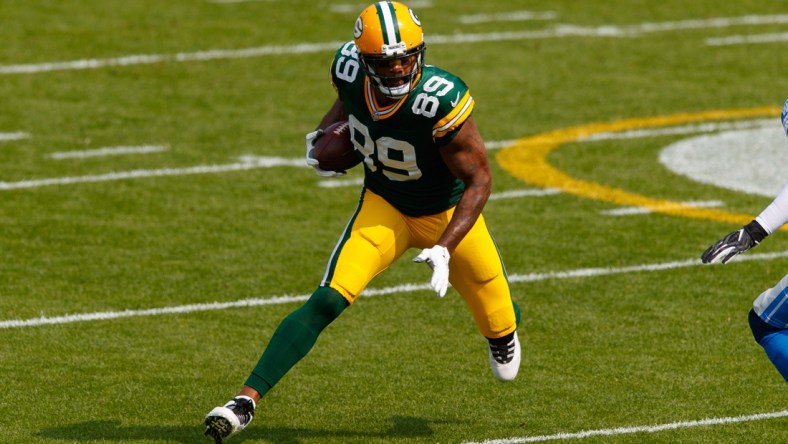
[496,107,782,227]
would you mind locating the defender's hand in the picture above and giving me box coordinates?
[701,229,755,264]
[413,245,450,297]
[701,221,767,264]
[305,129,346,177]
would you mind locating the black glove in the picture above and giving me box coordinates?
[701,220,768,264]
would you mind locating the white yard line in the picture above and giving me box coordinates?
[488,189,561,200]
[485,140,517,150]
[0,132,30,142]
[707,31,788,46]
[317,177,364,188]
[458,10,557,24]
[624,14,788,32]
[0,156,302,190]
[2,250,787,330]
[600,200,724,216]
[461,410,788,444]
[48,145,167,159]
[2,15,787,75]
[0,42,345,75]
[507,251,788,284]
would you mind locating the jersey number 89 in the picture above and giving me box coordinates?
[348,114,422,182]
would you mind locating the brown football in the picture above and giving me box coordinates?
[312,120,361,172]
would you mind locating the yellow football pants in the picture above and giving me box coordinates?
[321,189,517,339]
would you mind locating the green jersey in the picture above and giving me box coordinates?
[330,41,476,216]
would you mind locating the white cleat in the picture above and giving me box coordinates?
[488,332,521,382]
[204,396,255,443]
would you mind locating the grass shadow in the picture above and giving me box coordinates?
[36,416,455,443]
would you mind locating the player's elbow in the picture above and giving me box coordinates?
[464,175,492,203]
[471,170,492,197]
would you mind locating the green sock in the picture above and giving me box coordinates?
[245,287,348,396]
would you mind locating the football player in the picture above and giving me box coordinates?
[204,2,522,442]
[701,98,788,382]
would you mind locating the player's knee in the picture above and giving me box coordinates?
[329,264,372,302]
[748,309,782,344]
[471,266,501,284]
[329,226,396,298]
[357,225,395,255]
[300,287,349,329]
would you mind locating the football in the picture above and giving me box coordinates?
[312,120,361,172]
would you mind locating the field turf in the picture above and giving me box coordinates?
[1,1,787,443]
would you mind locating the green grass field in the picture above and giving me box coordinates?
[1,1,787,443]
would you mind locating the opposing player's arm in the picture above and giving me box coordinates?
[435,116,491,253]
[701,164,788,264]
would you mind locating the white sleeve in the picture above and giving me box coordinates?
[755,101,788,234]
[782,98,788,137]
[755,181,788,234]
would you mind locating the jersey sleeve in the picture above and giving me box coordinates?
[329,41,362,99]
[329,45,344,90]
[432,91,474,144]
[756,181,788,234]
[429,74,475,145]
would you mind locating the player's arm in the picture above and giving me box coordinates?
[701,182,788,264]
[413,116,490,297]
[436,116,492,253]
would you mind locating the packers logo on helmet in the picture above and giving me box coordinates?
[354,1,426,98]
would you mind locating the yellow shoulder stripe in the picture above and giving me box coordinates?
[433,91,474,138]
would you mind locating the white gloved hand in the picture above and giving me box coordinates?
[413,245,451,297]
[305,129,347,177]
